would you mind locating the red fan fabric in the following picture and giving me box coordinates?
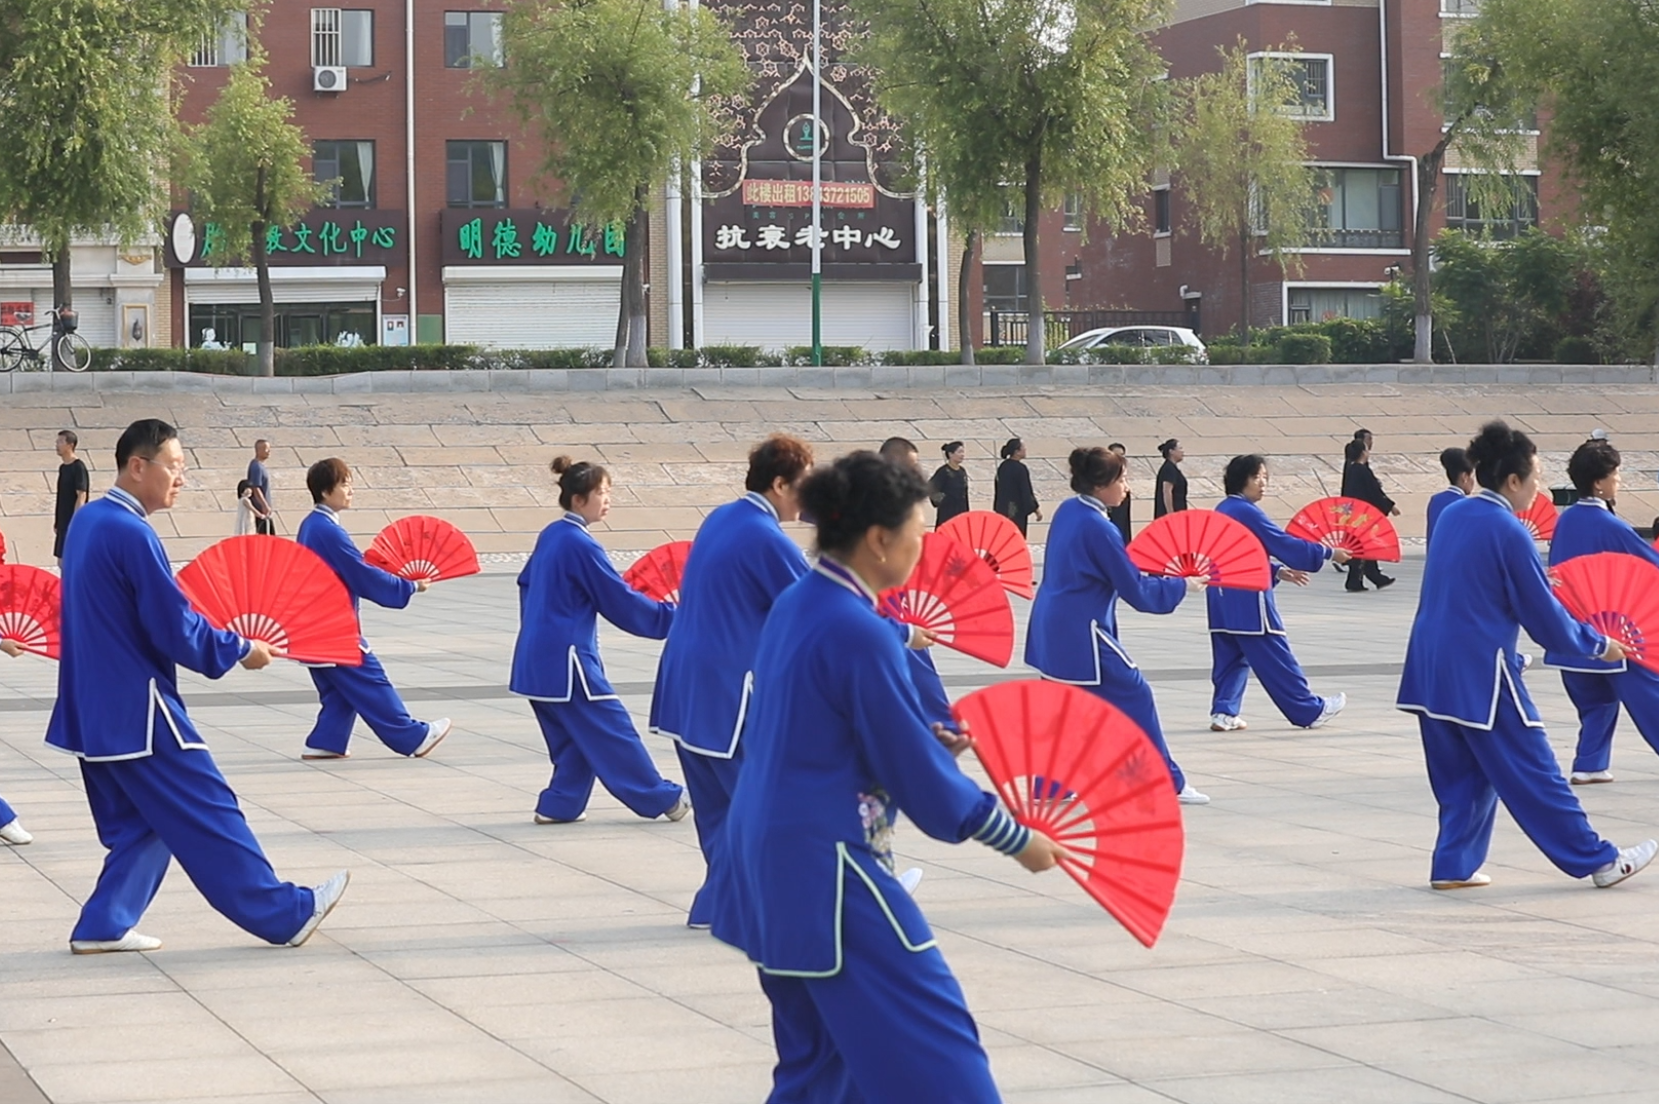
[1550,552,1659,676]
[1126,510,1272,591]
[364,515,482,582]
[176,536,363,666]
[1519,493,1559,542]
[0,564,61,659]
[879,532,1015,667]
[953,680,1184,947]
[0,528,7,563]
[624,540,693,603]
[1285,496,1402,562]
[939,510,1036,599]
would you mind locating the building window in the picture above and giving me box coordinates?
[1062,193,1083,231]
[315,141,375,209]
[1252,54,1333,122]
[1440,57,1537,131]
[1440,0,1480,14]
[1288,287,1383,324]
[1307,167,1402,249]
[447,141,507,207]
[1444,174,1539,239]
[190,13,248,67]
[445,12,505,68]
[997,191,1024,235]
[983,264,1027,312]
[312,9,373,67]
[1153,188,1171,235]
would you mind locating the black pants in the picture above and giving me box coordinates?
[254,515,275,536]
[1346,558,1388,590]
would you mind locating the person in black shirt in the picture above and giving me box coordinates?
[1107,442,1133,541]
[1154,438,1187,518]
[930,441,971,527]
[993,438,1041,535]
[1340,436,1398,591]
[53,429,89,564]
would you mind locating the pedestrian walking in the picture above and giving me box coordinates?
[1107,442,1133,541]
[53,429,89,565]
[1341,436,1399,592]
[929,441,970,527]
[1154,438,1187,519]
[247,439,275,535]
[993,438,1041,536]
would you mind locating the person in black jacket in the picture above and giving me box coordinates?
[993,438,1041,535]
[1341,436,1399,591]
[1154,439,1187,518]
[1107,443,1133,541]
[930,441,971,527]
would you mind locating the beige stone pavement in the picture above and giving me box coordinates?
[3,383,1658,565]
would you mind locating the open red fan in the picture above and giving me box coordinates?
[939,510,1035,599]
[0,565,61,659]
[1286,496,1401,562]
[1126,510,1272,591]
[176,536,363,666]
[0,529,7,563]
[364,515,481,583]
[879,532,1015,667]
[953,680,1184,946]
[1550,552,1659,676]
[1519,493,1559,541]
[624,540,692,603]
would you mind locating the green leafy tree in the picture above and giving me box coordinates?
[1175,43,1317,348]
[490,0,750,367]
[853,0,1171,365]
[182,47,327,376]
[1433,228,1588,364]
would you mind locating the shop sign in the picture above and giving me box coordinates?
[439,209,625,266]
[0,302,34,327]
[164,209,407,268]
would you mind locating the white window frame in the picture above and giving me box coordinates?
[1249,52,1335,124]
[1281,282,1385,326]
[312,8,372,67]
[190,12,248,67]
[1440,0,1481,18]
[1152,185,1172,238]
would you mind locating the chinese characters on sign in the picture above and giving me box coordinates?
[439,210,627,267]
[712,216,903,254]
[164,210,407,268]
[247,219,398,260]
[740,179,875,208]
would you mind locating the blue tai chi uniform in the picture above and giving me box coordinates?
[0,794,16,828]
[1026,494,1188,791]
[1207,495,1334,726]
[651,492,809,925]
[1425,486,1466,550]
[903,645,954,730]
[1397,489,1619,881]
[708,558,1031,1103]
[1545,497,1659,774]
[295,505,428,756]
[47,488,315,944]
[511,513,681,821]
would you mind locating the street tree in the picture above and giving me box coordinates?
[854,0,1171,365]
[182,47,327,377]
[490,0,750,367]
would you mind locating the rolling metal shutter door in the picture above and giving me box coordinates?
[32,291,116,347]
[444,280,619,348]
[704,281,916,351]
[185,280,382,305]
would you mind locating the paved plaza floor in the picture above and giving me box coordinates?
[5,548,1659,1103]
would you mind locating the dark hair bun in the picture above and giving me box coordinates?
[550,455,574,475]
[1068,446,1123,495]
[1465,420,1536,493]
[800,451,930,556]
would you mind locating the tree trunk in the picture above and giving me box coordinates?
[1412,148,1447,364]
[1239,229,1250,349]
[1022,158,1044,366]
[958,229,977,365]
[50,240,72,371]
[625,194,649,368]
[253,168,276,377]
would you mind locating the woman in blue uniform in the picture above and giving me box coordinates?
[651,434,814,927]
[708,451,1064,1102]
[1398,421,1655,889]
[0,639,31,844]
[1208,455,1350,732]
[1546,439,1659,784]
[1027,446,1209,805]
[1425,447,1474,550]
[294,458,450,760]
[511,456,688,825]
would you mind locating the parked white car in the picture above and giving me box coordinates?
[1056,325,1209,363]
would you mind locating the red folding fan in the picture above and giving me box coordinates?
[624,540,692,603]
[1550,552,1659,676]
[939,510,1036,599]
[176,536,363,666]
[0,529,7,564]
[0,565,61,659]
[1126,510,1272,591]
[879,532,1015,667]
[364,515,481,583]
[1286,496,1401,562]
[953,680,1184,947]
[1520,493,1558,541]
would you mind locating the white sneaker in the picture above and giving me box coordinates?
[1593,840,1658,888]
[412,718,451,758]
[1209,713,1247,732]
[1431,872,1492,890]
[288,870,351,946]
[1177,785,1211,806]
[301,749,350,760]
[1308,693,1347,729]
[664,794,692,822]
[71,930,162,955]
[1571,770,1615,785]
[898,867,924,895]
[534,811,587,824]
[0,818,33,845]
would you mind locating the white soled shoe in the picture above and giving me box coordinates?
[898,868,924,895]
[1571,770,1615,785]
[664,794,692,822]
[534,812,587,824]
[1593,840,1659,888]
[1209,713,1247,732]
[1177,785,1211,806]
[1308,693,1347,729]
[1431,872,1492,890]
[288,870,351,946]
[70,929,162,955]
[412,718,452,758]
[0,818,33,845]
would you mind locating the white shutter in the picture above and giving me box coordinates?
[185,279,381,305]
[704,281,916,352]
[444,279,620,349]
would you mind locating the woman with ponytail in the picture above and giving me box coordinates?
[993,437,1041,535]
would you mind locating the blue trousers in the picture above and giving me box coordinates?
[1562,668,1659,774]
[529,697,682,821]
[0,794,15,826]
[757,880,1000,1103]
[1210,632,1324,727]
[1418,696,1619,882]
[677,744,743,927]
[305,653,427,756]
[905,648,953,730]
[1081,659,1184,793]
[72,735,314,944]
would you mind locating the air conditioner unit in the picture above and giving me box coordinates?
[313,66,346,92]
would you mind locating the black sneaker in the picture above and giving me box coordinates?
[1376,576,1397,590]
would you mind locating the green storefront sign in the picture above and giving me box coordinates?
[440,209,625,265]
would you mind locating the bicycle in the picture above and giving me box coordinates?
[0,308,92,372]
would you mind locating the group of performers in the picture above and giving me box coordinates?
[3,413,1658,1102]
